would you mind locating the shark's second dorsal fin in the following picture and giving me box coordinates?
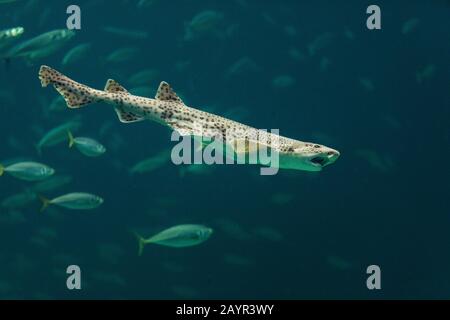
[155,81,184,104]
[105,79,129,93]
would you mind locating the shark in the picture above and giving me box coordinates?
[38,65,340,172]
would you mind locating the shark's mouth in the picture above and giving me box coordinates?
[309,156,329,167]
[309,151,340,168]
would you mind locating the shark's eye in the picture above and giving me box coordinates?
[314,145,321,148]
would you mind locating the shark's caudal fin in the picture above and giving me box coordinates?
[39,65,96,109]
[0,164,4,176]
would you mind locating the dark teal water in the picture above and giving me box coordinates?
[0,0,449,299]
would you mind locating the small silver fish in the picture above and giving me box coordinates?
[184,10,224,41]
[128,69,159,86]
[48,96,66,112]
[359,77,375,92]
[416,64,436,84]
[0,27,24,40]
[37,119,82,153]
[130,149,171,174]
[67,131,106,157]
[0,27,24,52]
[137,0,158,8]
[61,43,91,66]
[272,75,295,88]
[134,224,213,255]
[225,57,260,79]
[307,32,334,56]
[1,190,37,209]
[6,29,75,61]
[0,161,54,181]
[179,163,215,178]
[0,27,25,57]
[40,192,104,212]
[105,47,139,63]
[102,26,148,40]
[401,18,420,35]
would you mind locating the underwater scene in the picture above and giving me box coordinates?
[0,0,449,300]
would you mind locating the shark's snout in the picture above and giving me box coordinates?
[309,149,340,168]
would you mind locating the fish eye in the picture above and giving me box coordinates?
[314,144,321,148]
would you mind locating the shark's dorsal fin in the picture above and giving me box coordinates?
[105,79,129,93]
[155,81,184,104]
[114,106,144,123]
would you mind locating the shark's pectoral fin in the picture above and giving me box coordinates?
[172,127,192,136]
[167,120,200,137]
[155,81,185,104]
[227,138,274,167]
[114,106,144,123]
[228,138,268,154]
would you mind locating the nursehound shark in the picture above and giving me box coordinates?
[38,65,340,172]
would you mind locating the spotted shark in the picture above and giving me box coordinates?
[38,65,340,172]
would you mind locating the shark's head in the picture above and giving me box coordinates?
[278,141,340,172]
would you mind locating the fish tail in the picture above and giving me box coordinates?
[38,195,51,212]
[133,232,146,256]
[39,65,98,109]
[0,164,4,176]
[67,130,75,148]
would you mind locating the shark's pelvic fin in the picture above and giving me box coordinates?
[114,105,144,123]
[155,81,184,104]
[104,79,129,93]
[104,79,143,122]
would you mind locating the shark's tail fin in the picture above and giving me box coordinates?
[39,65,98,109]
[0,164,4,176]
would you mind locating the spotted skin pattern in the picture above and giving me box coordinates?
[38,65,340,171]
